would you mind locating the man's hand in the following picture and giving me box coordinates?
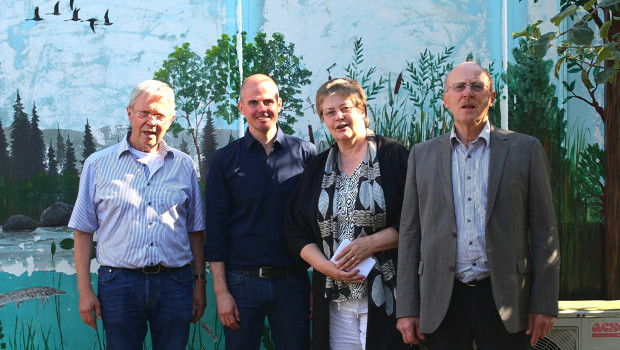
[526,313,556,347]
[191,280,207,323]
[78,288,102,330]
[216,291,241,330]
[397,316,425,345]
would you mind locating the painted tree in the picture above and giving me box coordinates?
[200,110,218,177]
[154,42,212,180]
[179,136,190,154]
[82,119,97,163]
[9,91,31,182]
[0,119,9,179]
[56,126,65,172]
[204,32,313,135]
[63,136,77,176]
[47,140,58,177]
[30,103,46,176]
[516,0,620,298]
[508,37,567,206]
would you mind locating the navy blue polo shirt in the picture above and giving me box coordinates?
[204,127,316,269]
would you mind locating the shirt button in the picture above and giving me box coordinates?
[467,154,471,158]
[449,266,455,272]
[150,243,154,246]
[148,202,152,206]
[469,241,473,245]
[451,232,457,238]
[467,219,471,223]
[467,176,471,180]
[468,198,472,201]
[473,262,477,267]
[147,183,150,186]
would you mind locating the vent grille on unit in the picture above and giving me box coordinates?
[532,327,578,350]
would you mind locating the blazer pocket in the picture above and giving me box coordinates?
[418,261,424,275]
[517,257,531,274]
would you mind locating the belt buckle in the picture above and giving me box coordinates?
[464,280,477,287]
[258,267,270,278]
[142,265,161,274]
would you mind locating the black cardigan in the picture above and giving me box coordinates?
[285,135,410,350]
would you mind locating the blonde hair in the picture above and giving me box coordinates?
[315,78,369,127]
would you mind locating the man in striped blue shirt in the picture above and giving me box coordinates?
[69,80,206,350]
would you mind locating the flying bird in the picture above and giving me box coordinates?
[65,8,80,21]
[84,18,97,33]
[26,7,43,21]
[326,63,336,80]
[104,9,113,25]
[47,1,61,15]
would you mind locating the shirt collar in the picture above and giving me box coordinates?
[118,131,173,159]
[450,120,491,149]
[243,125,286,150]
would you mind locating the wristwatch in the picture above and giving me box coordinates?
[193,274,206,280]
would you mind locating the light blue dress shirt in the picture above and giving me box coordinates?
[68,134,205,268]
[450,121,491,283]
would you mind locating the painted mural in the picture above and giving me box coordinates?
[0,0,616,349]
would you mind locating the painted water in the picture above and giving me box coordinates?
[0,226,223,349]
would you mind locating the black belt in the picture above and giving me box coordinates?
[455,277,490,287]
[237,266,303,279]
[109,264,187,274]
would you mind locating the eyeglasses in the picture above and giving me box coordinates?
[446,82,489,93]
[323,105,357,119]
[131,109,168,122]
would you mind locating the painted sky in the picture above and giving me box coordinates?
[0,0,601,144]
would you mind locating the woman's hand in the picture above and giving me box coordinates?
[300,243,365,283]
[334,236,374,271]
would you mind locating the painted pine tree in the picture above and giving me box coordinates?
[82,119,97,163]
[47,140,58,176]
[201,111,218,179]
[63,135,77,175]
[56,126,65,172]
[9,91,31,182]
[30,103,46,176]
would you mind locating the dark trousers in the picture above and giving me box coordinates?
[425,278,530,350]
[97,265,193,350]
[223,269,311,350]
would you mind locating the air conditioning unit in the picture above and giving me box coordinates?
[533,300,620,350]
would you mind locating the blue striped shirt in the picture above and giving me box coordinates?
[450,121,491,283]
[68,134,205,268]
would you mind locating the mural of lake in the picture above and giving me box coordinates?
[0,226,223,349]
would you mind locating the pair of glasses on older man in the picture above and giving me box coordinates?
[131,109,168,121]
[446,82,490,93]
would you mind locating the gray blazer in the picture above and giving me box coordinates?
[396,126,560,334]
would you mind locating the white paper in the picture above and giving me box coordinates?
[329,239,375,277]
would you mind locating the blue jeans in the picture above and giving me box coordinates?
[97,265,193,350]
[223,269,311,350]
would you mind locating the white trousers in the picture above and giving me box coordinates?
[329,297,369,350]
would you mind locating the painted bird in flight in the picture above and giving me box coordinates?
[47,1,61,16]
[104,9,113,25]
[26,7,43,21]
[65,8,81,21]
[84,18,97,33]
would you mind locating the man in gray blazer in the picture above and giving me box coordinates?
[396,61,560,349]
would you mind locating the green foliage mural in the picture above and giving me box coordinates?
[154,32,312,180]
[516,0,620,298]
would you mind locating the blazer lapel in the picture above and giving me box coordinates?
[436,134,456,222]
[486,127,508,225]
